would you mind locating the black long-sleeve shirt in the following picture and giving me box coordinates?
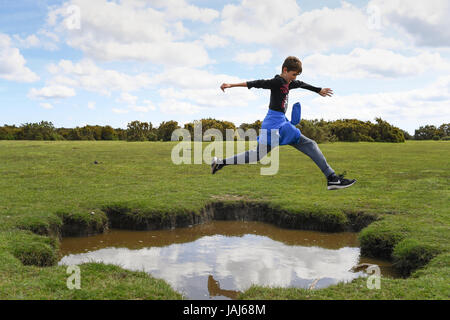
[247,75,321,113]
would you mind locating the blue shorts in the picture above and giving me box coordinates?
[257,102,302,146]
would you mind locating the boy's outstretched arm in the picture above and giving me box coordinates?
[220,82,247,92]
[292,80,333,97]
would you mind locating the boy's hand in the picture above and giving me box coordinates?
[319,88,333,97]
[220,83,231,92]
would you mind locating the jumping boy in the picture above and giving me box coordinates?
[211,56,356,190]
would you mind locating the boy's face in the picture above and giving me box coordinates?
[282,68,301,82]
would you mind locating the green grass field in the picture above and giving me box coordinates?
[0,140,448,299]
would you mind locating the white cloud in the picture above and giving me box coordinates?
[29,85,76,99]
[112,108,129,114]
[220,0,412,56]
[199,34,229,49]
[70,40,212,67]
[40,102,54,109]
[13,29,60,51]
[220,0,300,45]
[234,49,272,65]
[117,92,138,105]
[128,0,219,23]
[306,76,450,133]
[160,99,203,115]
[46,0,213,67]
[13,34,40,48]
[117,95,156,113]
[141,100,157,111]
[369,0,450,47]
[171,21,190,39]
[38,29,59,43]
[153,0,220,23]
[159,87,257,109]
[303,48,450,79]
[220,1,394,54]
[0,33,40,82]
[111,90,157,113]
[153,67,258,109]
[129,104,155,113]
[152,67,249,91]
[47,59,152,95]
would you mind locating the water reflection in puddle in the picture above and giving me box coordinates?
[58,221,398,300]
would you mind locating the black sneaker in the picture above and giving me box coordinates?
[327,172,356,190]
[211,157,224,174]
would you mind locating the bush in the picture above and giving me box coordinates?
[401,129,413,140]
[147,131,158,141]
[437,123,449,138]
[127,120,154,142]
[0,126,18,140]
[328,119,374,142]
[157,120,180,141]
[114,128,127,140]
[0,120,447,143]
[84,125,102,140]
[184,118,237,141]
[239,120,262,132]
[16,121,57,140]
[414,124,446,140]
[49,132,65,140]
[69,127,92,140]
[298,119,336,143]
[101,125,116,140]
[55,127,72,140]
[371,118,405,142]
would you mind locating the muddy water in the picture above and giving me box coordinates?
[59,221,398,300]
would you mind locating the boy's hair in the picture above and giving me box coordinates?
[282,56,302,74]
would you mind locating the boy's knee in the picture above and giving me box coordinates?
[307,139,320,151]
[304,137,317,146]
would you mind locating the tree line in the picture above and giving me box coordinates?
[0,119,448,143]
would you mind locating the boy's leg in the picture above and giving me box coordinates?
[211,143,272,174]
[290,135,335,178]
[290,135,356,189]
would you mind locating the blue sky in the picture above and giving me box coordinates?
[1,0,450,134]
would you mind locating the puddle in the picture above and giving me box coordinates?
[58,221,399,300]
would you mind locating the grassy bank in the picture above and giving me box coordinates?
[0,140,448,299]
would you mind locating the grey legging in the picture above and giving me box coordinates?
[221,135,335,178]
